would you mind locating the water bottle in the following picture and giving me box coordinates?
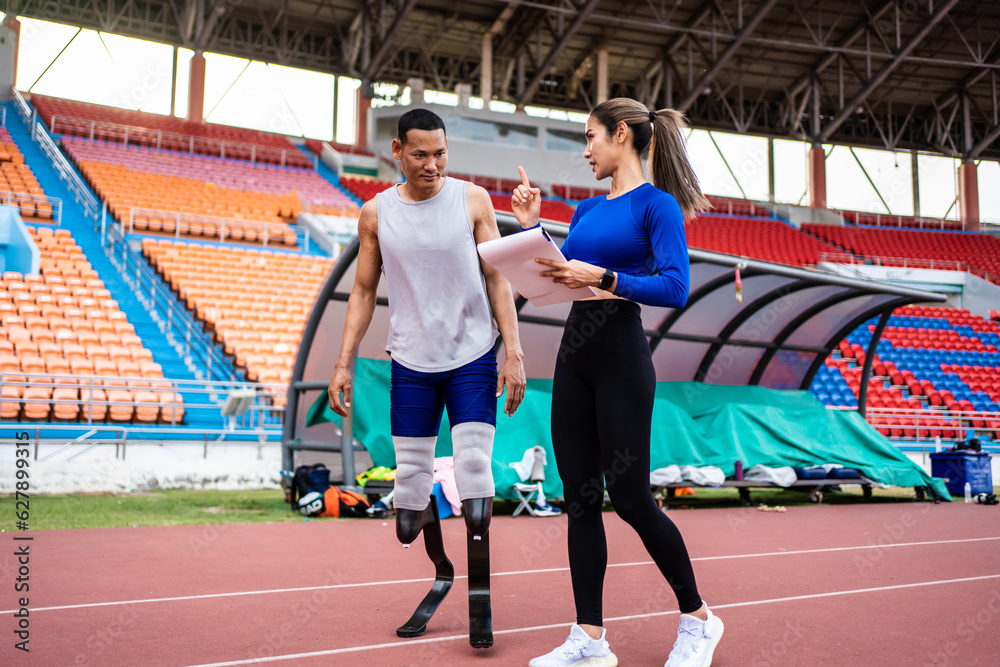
[964,482,972,503]
[734,460,744,481]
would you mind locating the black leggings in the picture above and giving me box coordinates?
[552,299,702,625]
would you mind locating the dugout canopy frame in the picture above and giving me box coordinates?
[281,214,946,478]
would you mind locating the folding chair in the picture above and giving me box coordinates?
[512,481,544,518]
[510,446,561,517]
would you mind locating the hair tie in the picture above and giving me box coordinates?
[649,110,656,123]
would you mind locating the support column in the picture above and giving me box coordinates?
[356,89,371,151]
[957,160,980,232]
[0,16,20,102]
[169,46,178,117]
[911,149,920,219]
[809,144,827,209]
[767,137,775,203]
[187,52,207,123]
[596,46,609,104]
[480,35,492,102]
[663,59,673,109]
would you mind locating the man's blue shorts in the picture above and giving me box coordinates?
[390,348,498,437]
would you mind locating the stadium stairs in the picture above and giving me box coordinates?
[297,144,363,210]
[4,102,222,430]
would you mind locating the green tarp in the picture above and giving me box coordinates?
[308,357,951,501]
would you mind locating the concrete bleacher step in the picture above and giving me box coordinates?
[801,227,850,254]
[4,103,222,430]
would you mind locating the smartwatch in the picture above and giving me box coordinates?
[598,269,616,291]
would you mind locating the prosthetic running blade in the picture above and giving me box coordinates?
[396,496,454,638]
[467,530,493,648]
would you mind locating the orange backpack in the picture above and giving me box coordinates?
[298,486,371,518]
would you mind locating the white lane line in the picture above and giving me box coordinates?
[7,535,997,614]
[181,573,1000,667]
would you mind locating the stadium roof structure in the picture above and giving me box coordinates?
[14,0,1000,160]
[282,213,946,471]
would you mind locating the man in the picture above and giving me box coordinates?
[327,108,526,649]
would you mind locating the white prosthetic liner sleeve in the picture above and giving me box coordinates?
[392,436,437,511]
[451,422,496,500]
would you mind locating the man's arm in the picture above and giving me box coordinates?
[468,183,527,417]
[327,200,382,416]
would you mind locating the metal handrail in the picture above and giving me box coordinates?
[0,190,63,226]
[838,211,962,230]
[104,222,240,382]
[819,253,967,271]
[13,89,100,222]
[49,113,313,169]
[0,371,286,431]
[834,405,1000,441]
[817,253,1000,284]
[11,88,32,127]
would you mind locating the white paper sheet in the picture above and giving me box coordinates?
[477,227,597,306]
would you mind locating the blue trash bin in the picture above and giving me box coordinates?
[929,451,993,495]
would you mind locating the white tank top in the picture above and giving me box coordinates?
[376,177,498,372]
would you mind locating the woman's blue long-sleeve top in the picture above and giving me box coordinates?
[548,183,690,308]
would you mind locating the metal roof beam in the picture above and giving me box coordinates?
[194,0,231,51]
[969,121,1000,160]
[677,0,781,112]
[818,0,960,143]
[640,0,717,82]
[515,0,601,107]
[363,0,419,81]
[786,0,897,101]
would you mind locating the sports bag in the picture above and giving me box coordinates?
[290,463,331,508]
[298,486,371,518]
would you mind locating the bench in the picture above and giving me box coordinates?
[652,478,877,506]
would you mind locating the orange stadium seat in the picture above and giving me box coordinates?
[1,385,21,419]
[143,239,332,390]
[0,226,180,423]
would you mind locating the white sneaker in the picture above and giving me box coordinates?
[534,500,563,516]
[529,624,619,667]
[664,608,724,667]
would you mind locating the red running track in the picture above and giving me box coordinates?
[2,502,999,666]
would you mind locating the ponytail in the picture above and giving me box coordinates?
[649,109,709,217]
[590,98,709,217]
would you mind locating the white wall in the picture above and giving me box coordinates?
[0,444,282,494]
[0,23,16,102]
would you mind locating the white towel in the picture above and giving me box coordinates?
[679,465,726,486]
[650,465,681,486]
[743,464,798,487]
[509,446,547,482]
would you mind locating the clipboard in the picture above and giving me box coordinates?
[477,227,597,307]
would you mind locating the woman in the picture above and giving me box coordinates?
[511,99,723,667]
